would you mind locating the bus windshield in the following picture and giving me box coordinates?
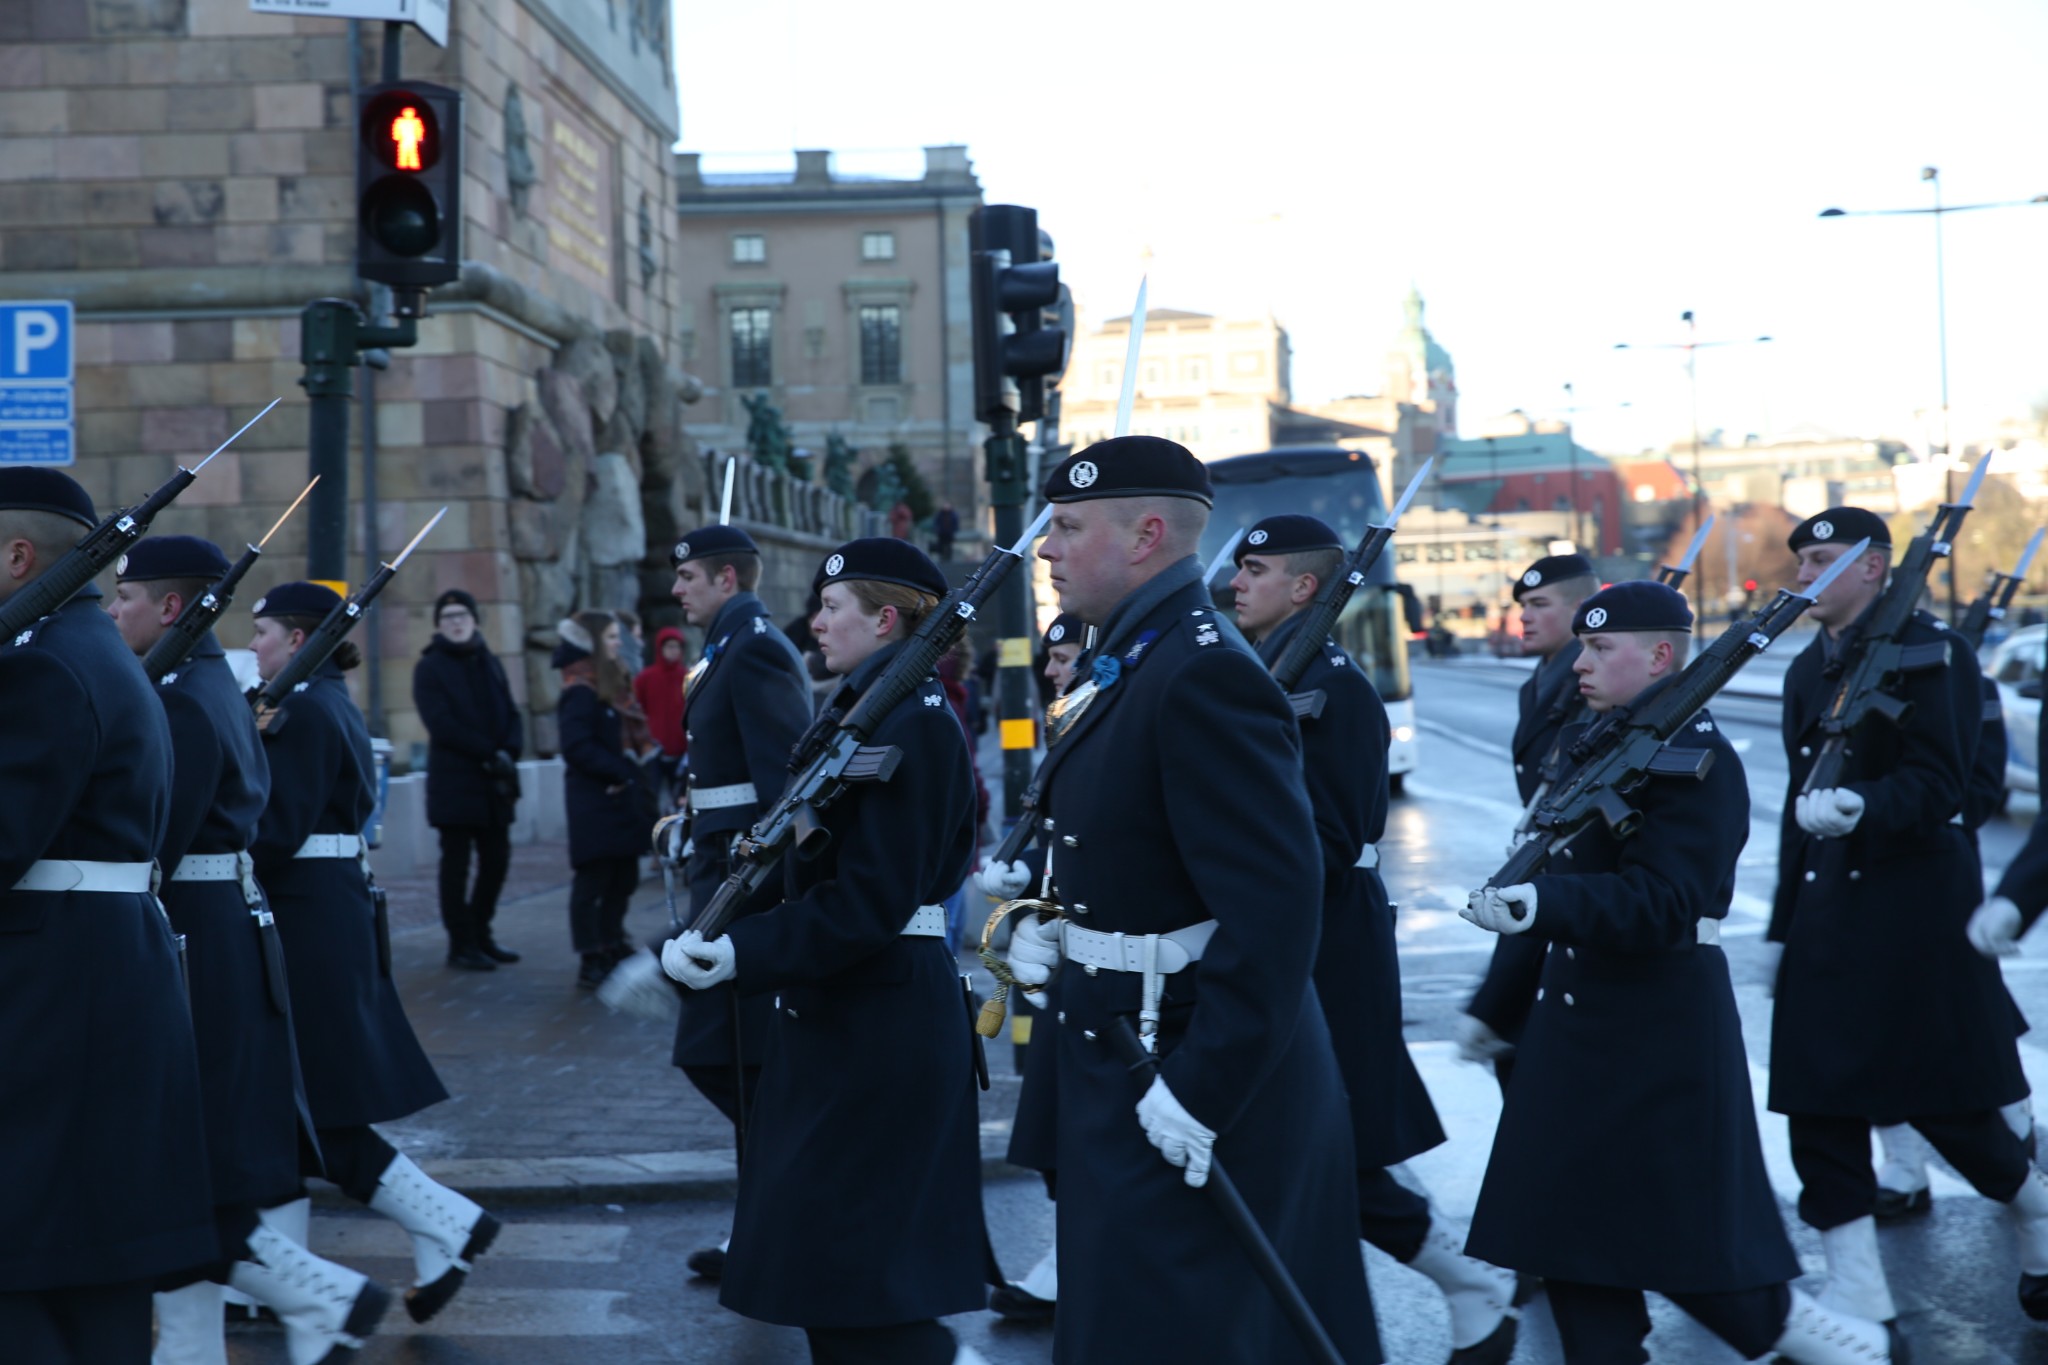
[1198,447,1414,704]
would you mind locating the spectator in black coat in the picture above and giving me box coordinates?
[556,612,653,989]
[412,589,524,972]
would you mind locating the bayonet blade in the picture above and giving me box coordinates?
[2012,527,2046,583]
[1112,276,1148,439]
[1794,536,1873,601]
[1953,452,1993,509]
[718,455,736,526]
[1385,457,1434,526]
[1675,514,1716,574]
[256,476,320,549]
[1202,529,1246,584]
[1006,503,1053,557]
[192,397,281,473]
[387,507,447,570]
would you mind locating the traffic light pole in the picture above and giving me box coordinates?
[985,409,1036,826]
[299,298,416,588]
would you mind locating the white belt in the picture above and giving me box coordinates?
[12,859,155,894]
[1354,844,1379,869]
[903,904,947,938]
[1697,918,1721,947]
[294,834,364,859]
[170,853,241,882]
[690,782,758,812]
[1061,920,1217,975]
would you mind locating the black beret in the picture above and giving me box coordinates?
[1512,553,1598,601]
[116,534,230,583]
[433,588,479,620]
[1573,580,1694,635]
[0,468,96,530]
[813,537,948,598]
[1234,514,1343,565]
[551,615,593,669]
[1788,507,1892,555]
[1043,612,1086,649]
[252,580,342,620]
[1042,435,1213,507]
[671,525,760,568]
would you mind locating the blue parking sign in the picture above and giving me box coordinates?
[0,302,72,383]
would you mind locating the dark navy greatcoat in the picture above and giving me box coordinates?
[715,640,985,1330]
[2003,678,2048,922]
[253,661,448,1128]
[1468,707,1799,1294]
[1034,559,1380,1365]
[557,679,647,866]
[671,591,812,1072]
[0,593,214,1291]
[1769,613,2027,1118]
[157,633,309,1208]
[412,636,522,829]
[1259,610,1444,1171]
[1467,642,1585,1051]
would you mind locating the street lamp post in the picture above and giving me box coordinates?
[1614,315,1773,626]
[1553,381,1633,552]
[1819,171,2048,615]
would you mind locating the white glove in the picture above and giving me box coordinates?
[1007,915,1063,1009]
[1759,940,1785,998]
[1795,787,1866,838]
[1135,1074,1216,1187]
[1462,884,1537,934]
[1454,1013,1513,1064]
[1969,896,2024,958]
[979,858,1034,900]
[661,930,736,989]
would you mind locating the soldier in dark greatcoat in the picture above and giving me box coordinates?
[1768,508,2048,1331]
[1460,553,1600,1087]
[662,538,987,1365]
[248,582,501,1328]
[1003,437,1380,1365]
[1462,580,1890,1363]
[1231,513,1517,1364]
[108,537,395,1363]
[0,471,215,1364]
[664,524,814,1281]
[1975,661,2048,940]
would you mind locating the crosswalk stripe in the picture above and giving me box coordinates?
[311,1219,629,1264]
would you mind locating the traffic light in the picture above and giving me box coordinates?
[970,205,1067,425]
[356,81,462,291]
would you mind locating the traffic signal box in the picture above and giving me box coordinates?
[356,81,463,292]
[970,205,1067,426]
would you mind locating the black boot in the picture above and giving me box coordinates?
[479,940,522,964]
[447,946,497,971]
[577,954,610,991]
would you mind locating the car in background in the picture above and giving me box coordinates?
[1984,623,2043,796]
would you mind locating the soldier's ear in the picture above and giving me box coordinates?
[2,537,32,581]
[159,591,184,626]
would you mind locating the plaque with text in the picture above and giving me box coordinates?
[539,97,618,301]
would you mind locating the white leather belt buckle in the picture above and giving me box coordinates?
[12,859,155,894]
[1354,844,1379,869]
[690,782,758,812]
[1062,919,1217,974]
[170,854,241,882]
[294,834,364,859]
[902,904,947,938]
[1696,918,1722,947]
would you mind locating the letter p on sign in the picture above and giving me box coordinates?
[0,302,71,382]
[13,311,57,376]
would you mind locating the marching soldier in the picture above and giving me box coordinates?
[664,525,814,1281]
[1461,580,1891,1363]
[1231,514,1518,1364]
[248,583,501,1327]
[0,471,215,1363]
[1040,610,1084,696]
[107,537,393,1363]
[1974,664,2048,942]
[662,538,989,1365]
[1460,553,1600,1083]
[1768,509,2048,1333]
[1005,436,1380,1364]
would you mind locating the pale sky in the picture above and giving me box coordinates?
[674,0,2048,458]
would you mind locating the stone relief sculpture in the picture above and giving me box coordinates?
[504,86,538,216]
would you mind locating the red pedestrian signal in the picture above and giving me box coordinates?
[355,82,460,291]
[391,106,426,170]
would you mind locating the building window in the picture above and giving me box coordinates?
[1231,352,1263,376]
[732,233,766,264]
[1182,358,1206,384]
[1464,542,1498,562]
[859,305,902,385]
[731,307,773,387]
[1425,543,1458,563]
[1142,362,1162,385]
[1098,364,1117,388]
[1394,544,1418,564]
[861,231,895,262]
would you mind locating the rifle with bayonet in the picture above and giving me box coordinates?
[685,505,1054,945]
[1800,456,1992,796]
[145,476,320,682]
[1487,539,1872,909]
[0,398,280,641]
[249,506,446,710]
[1955,526,2044,652]
[1270,460,1433,714]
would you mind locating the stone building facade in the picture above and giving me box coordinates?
[1059,306,1292,460]
[0,0,841,761]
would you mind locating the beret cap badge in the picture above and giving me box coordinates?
[1069,461,1099,489]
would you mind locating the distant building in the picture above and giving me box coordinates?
[1059,307,1291,459]
[1436,413,1630,556]
[1395,505,1576,630]
[671,146,985,526]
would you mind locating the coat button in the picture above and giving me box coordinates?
[1849,870,1861,881]
[1804,870,1817,882]
[1057,1011,1066,1024]
[1070,902,1088,916]
[1063,835,1080,847]
[1084,964,1098,976]
[1563,993,1575,1006]
[1042,818,1056,832]
[785,1007,799,1019]
[1515,763,1525,773]
[1536,988,1545,1001]
[1800,745,1811,757]
[1566,947,1575,960]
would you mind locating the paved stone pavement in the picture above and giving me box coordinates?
[358,841,1026,1207]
